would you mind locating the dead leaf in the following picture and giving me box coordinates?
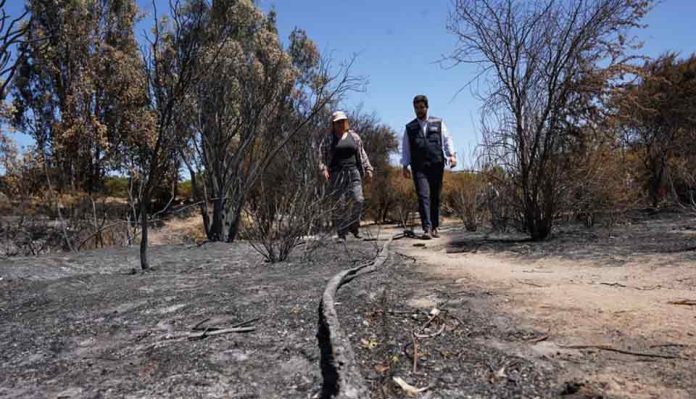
[374,362,390,374]
[393,376,429,396]
[495,365,507,379]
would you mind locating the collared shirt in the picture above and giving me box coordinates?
[400,116,455,167]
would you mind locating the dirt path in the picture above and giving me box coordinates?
[394,218,696,399]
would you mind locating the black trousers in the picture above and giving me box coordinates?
[412,163,444,232]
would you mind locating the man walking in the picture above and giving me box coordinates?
[401,95,456,239]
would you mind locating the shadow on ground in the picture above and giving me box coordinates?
[444,210,696,266]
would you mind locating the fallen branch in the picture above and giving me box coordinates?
[412,332,419,373]
[192,318,211,331]
[393,376,429,396]
[414,324,446,339]
[649,343,690,349]
[317,235,392,398]
[525,334,549,343]
[635,285,662,291]
[187,326,256,340]
[419,308,441,331]
[192,316,261,332]
[522,269,554,274]
[519,280,548,288]
[230,317,261,328]
[434,288,471,297]
[560,344,685,360]
[668,299,696,306]
[600,282,663,291]
[161,326,256,341]
[600,282,627,288]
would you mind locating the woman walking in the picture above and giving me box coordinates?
[319,111,373,240]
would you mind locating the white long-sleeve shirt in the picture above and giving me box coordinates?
[400,117,455,167]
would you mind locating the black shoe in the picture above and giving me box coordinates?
[431,228,440,238]
[351,231,362,239]
[421,231,432,240]
[336,233,347,242]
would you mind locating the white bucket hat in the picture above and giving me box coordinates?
[331,111,348,123]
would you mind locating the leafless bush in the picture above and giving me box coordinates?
[481,169,519,232]
[243,129,335,263]
[448,0,652,240]
[0,194,135,256]
[244,186,333,263]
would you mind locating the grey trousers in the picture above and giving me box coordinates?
[330,167,364,236]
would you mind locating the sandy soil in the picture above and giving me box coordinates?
[394,212,696,398]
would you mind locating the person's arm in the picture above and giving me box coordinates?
[441,121,457,168]
[401,128,411,178]
[401,128,411,167]
[318,134,330,180]
[354,132,373,177]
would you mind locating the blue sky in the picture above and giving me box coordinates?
[253,0,696,167]
[6,0,696,168]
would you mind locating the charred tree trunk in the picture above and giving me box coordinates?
[208,197,226,241]
[139,199,149,271]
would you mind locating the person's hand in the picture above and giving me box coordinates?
[365,170,373,182]
[449,156,458,169]
[323,169,330,181]
[402,166,411,179]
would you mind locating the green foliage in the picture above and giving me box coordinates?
[102,176,129,199]
[11,0,148,193]
[178,180,193,201]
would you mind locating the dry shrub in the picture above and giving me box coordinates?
[387,170,417,228]
[149,214,206,245]
[565,143,643,228]
[443,171,487,231]
[478,167,519,232]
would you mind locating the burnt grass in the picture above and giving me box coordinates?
[0,241,378,398]
[0,233,565,399]
[6,210,690,398]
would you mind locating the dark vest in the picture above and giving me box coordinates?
[406,117,444,170]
